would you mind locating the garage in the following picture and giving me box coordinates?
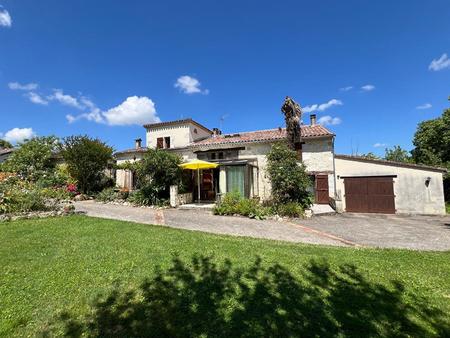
[343,176,395,213]
[334,155,446,215]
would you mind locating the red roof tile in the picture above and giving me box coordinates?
[191,125,333,147]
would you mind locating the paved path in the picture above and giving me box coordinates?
[74,201,450,251]
[74,201,347,247]
[293,213,450,251]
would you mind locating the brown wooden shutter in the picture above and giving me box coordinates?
[156,137,163,149]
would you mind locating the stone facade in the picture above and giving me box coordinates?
[114,118,446,215]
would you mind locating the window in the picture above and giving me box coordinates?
[164,137,171,149]
[156,137,164,149]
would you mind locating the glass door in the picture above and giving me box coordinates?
[226,166,245,197]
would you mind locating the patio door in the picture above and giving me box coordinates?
[226,166,245,197]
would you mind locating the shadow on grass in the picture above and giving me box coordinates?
[45,256,449,337]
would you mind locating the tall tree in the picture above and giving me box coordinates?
[60,135,113,194]
[281,96,302,151]
[384,146,412,163]
[411,101,450,201]
[412,106,450,167]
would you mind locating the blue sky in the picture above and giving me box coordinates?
[1,0,449,155]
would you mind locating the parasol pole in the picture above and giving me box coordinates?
[197,168,201,203]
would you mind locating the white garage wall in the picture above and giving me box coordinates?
[334,157,446,215]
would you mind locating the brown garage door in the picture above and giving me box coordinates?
[344,177,395,214]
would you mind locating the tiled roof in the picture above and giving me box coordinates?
[191,125,333,147]
[114,147,148,156]
[143,118,212,133]
[335,154,448,173]
[0,148,14,155]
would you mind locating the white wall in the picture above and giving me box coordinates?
[335,157,446,215]
[146,122,212,149]
[146,125,191,149]
[115,153,144,189]
[302,138,335,199]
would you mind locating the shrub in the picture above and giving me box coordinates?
[266,142,313,208]
[96,187,120,203]
[213,191,270,220]
[0,175,70,215]
[134,149,182,203]
[273,202,304,218]
[0,136,59,181]
[0,187,47,214]
[59,135,114,194]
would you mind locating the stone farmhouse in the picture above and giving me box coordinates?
[115,115,446,215]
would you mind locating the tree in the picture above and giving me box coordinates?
[266,142,312,207]
[411,107,450,166]
[134,148,182,202]
[0,139,13,149]
[60,136,113,194]
[384,146,412,163]
[281,96,302,151]
[0,136,58,180]
[359,152,380,160]
[411,104,450,201]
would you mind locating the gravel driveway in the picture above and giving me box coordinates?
[74,201,450,251]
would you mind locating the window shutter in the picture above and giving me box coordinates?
[156,138,163,149]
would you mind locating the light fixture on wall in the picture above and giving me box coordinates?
[425,177,431,187]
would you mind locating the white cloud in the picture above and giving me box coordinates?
[0,6,12,27]
[26,92,48,105]
[317,115,342,126]
[303,99,343,113]
[2,128,36,144]
[8,82,38,91]
[340,86,353,92]
[429,53,450,71]
[68,96,160,126]
[102,96,160,125]
[373,143,387,148]
[48,89,83,109]
[174,75,209,95]
[416,103,432,110]
[361,84,375,92]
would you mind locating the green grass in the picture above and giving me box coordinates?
[1,215,450,337]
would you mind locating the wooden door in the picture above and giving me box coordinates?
[344,177,395,214]
[315,175,329,204]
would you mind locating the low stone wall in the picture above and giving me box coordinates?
[170,185,193,207]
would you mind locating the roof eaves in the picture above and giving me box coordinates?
[143,118,212,133]
[335,154,448,173]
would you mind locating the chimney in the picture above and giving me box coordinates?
[310,114,317,126]
[212,128,222,137]
[135,138,142,149]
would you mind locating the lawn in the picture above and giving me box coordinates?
[1,216,450,337]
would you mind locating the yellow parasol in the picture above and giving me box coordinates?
[179,159,219,203]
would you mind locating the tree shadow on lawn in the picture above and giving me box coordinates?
[44,256,449,338]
